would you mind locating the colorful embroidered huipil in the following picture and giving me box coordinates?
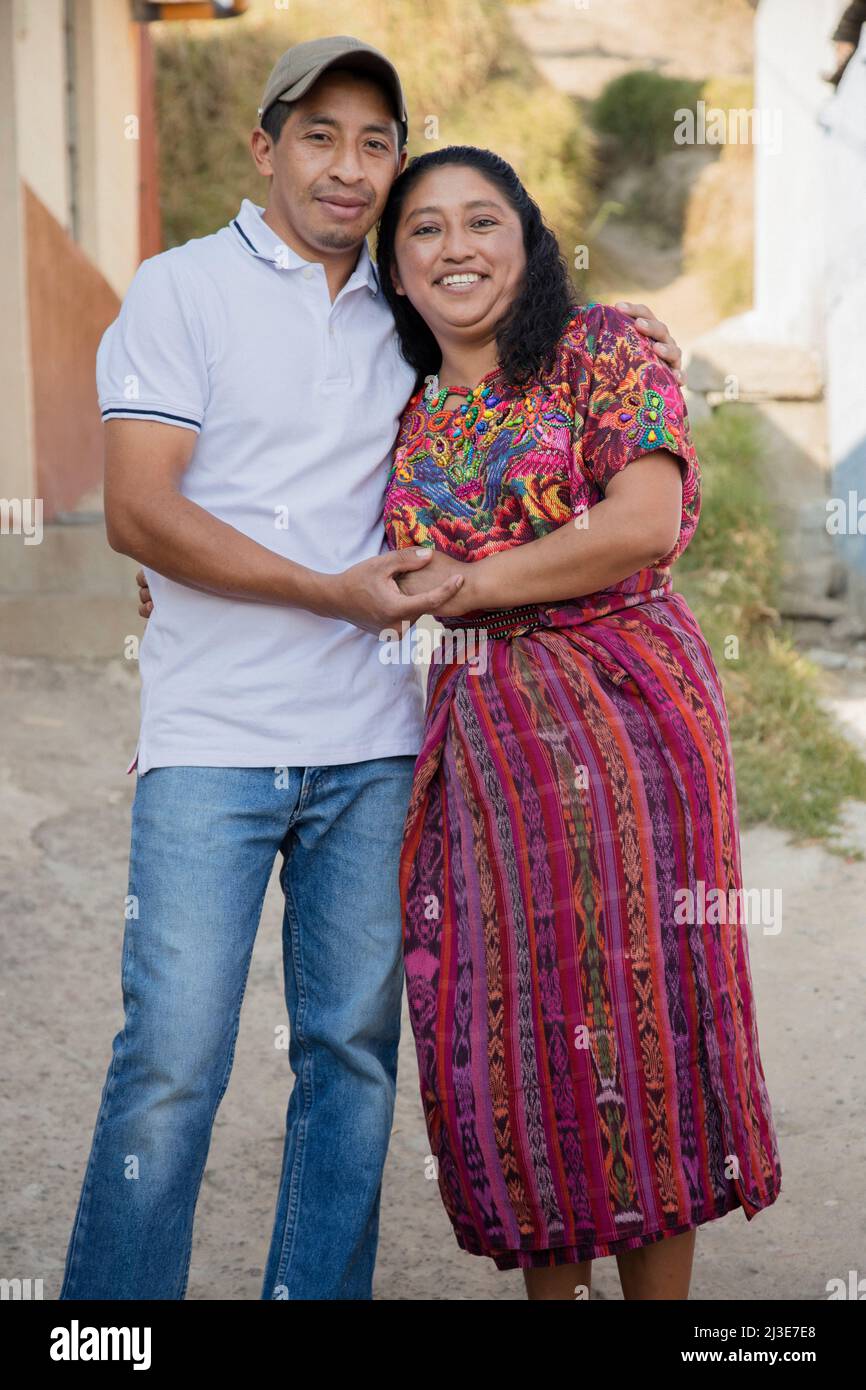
[383,303,782,1270]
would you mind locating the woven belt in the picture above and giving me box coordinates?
[439,603,545,641]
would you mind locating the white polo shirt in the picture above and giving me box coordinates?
[97,198,424,773]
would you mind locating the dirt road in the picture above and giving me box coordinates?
[1,651,864,1300]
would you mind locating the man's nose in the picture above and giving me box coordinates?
[327,143,366,183]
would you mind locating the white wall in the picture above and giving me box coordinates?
[11,0,141,295]
[71,0,141,297]
[752,0,844,351]
[822,28,866,595]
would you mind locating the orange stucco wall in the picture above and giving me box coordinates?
[25,183,120,520]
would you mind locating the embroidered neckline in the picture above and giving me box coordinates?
[422,363,505,413]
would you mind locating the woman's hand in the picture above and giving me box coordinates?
[136,568,153,618]
[394,548,479,618]
[615,302,683,383]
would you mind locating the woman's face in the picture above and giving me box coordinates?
[391,164,527,348]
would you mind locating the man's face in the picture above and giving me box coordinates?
[253,69,406,255]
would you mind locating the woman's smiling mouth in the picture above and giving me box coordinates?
[434,272,488,292]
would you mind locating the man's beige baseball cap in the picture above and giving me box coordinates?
[258,35,408,143]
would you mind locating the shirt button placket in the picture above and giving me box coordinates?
[325,311,348,385]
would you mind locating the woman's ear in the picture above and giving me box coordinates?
[390,264,406,298]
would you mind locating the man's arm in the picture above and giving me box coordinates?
[106,418,463,634]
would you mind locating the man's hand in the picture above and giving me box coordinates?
[324,547,465,634]
[136,568,153,618]
[615,301,683,382]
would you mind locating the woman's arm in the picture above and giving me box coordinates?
[397,449,683,617]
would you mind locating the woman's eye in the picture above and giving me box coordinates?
[412,224,439,236]
[472,218,497,229]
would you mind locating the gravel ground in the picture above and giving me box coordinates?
[1,651,864,1302]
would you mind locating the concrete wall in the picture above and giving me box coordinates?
[11,0,143,297]
[13,0,71,229]
[822,28,866,608]
[70,0,142,298]
[749,1,866,617]
[752,0,844,352]
[0,0,152,523]
[0,0,36,505]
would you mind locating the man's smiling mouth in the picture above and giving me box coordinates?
[315,196,369,218]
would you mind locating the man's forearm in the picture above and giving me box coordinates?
[108,486,338,617]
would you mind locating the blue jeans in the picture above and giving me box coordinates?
[59,758,416,1301]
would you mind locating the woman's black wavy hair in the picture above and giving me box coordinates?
[375,145,577,392]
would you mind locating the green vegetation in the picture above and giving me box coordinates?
[592,71,755,168]
[590,70,755,314]
[154,0,591,253]
[676,406,866,850]
[592,70,703,165]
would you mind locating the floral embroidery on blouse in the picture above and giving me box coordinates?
[383,302,701,583]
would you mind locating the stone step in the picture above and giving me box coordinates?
[0,592,143,661]
[687,336,824,401]
[0,518,142,657]
[0,595,144,659]
[0,521,137,597]
[777,590,849,622]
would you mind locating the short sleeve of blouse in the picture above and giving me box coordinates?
[571,302,701,567]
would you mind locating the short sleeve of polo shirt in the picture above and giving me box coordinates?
[97,252,210,434]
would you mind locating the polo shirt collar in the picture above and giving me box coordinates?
[230,198,380,295]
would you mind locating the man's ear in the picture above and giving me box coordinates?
[250,126,275,178]
[397,145,409,174]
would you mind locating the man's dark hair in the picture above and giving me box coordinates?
[260,65,407,149]
[260,100,293,146]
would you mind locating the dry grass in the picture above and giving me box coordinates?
[153,0,590,252]
[681,79,755,317]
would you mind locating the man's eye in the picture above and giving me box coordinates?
[366,140,388,152]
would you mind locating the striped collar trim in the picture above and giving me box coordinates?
[230,198,379,294]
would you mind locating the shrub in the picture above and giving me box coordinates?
[592,70,703,166]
